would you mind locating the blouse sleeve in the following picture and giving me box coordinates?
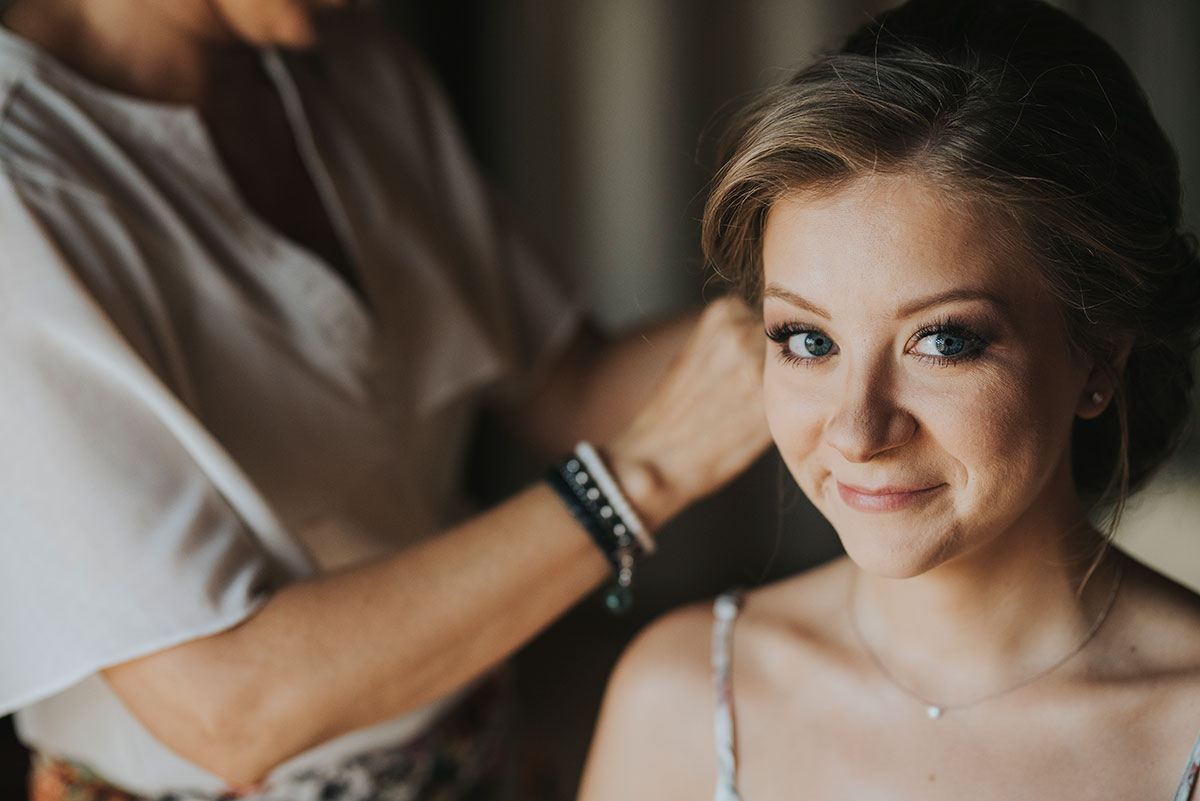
[0,173,310,717]
[295,20,583,416]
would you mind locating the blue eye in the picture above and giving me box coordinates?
[790,332,834,358]
[935,332,965,355]
[911,324,985,363]
[764,324,838,363]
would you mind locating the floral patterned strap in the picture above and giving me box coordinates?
[1174,730,1200,801]
[712,591,743,801]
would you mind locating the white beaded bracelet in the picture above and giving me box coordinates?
[573,441,655,555]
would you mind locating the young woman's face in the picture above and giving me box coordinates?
[761,174,1096,578]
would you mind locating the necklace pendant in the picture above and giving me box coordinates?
[926,705,943,720]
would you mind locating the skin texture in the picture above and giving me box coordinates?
[579,174,1200,801]
[1,0,774,787]
[760,176,1094,582]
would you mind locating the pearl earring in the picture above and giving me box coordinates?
[1091,391,1104,405]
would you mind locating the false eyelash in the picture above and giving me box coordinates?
[909,315,989,366]
[765,321,811,343]
[764,321,837,366]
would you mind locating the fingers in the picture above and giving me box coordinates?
[606,295,771,528]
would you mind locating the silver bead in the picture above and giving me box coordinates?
[714,595,739,621]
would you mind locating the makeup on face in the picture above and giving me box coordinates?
[835,481,947,513]
[760,173,1092,577]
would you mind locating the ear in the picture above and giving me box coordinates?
[1075,336,1133,420]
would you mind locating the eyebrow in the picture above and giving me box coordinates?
[762,285,832,318]
[763,284,1009,319]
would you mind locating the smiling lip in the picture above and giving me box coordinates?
[836,481,946,512]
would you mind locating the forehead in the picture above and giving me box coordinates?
[762,174,1040,311]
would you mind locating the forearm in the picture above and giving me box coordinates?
[104,481,620,786]
[103,297,767,788]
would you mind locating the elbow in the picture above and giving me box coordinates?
[182,680,305,788]
[103,652,304,789]
[190,719,271,790]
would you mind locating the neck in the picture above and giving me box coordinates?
[2,0,249,105]
[850,475,1120,707]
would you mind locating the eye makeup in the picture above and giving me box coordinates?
[765,314,992,368]
[906,315,990,366]
[765,321,837,367]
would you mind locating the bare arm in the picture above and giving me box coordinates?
[102,297,769,787]
[576,606,719,801]
[105,482,614,788]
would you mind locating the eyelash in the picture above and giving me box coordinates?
[909,316,989,366]
[764,316,989,367]
[765,321,834,368]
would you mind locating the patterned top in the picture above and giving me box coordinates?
[711,592,1200,801]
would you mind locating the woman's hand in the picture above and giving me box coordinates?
[604,295,771,530]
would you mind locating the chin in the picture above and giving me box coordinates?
[824,506,967,579]
[839,536,948,579]
[802,475,964,576]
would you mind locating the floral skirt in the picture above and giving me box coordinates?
[28,670,547,801]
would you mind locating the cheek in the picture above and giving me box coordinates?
[912,360,1076,502]
[762,362,828,478]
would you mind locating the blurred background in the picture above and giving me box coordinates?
[1,0,1197,796]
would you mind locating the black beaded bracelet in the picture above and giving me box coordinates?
[546,453,643,614]
[545,466,620,568]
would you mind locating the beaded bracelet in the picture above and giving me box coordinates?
[545,443,651,614]
[573,442,655,555]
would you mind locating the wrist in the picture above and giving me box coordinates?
[603,439,683,533]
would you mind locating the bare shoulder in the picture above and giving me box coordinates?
[1103,552,1200,760]
[716,558,859,709]
[1116,552,1200,666]
[579,560,856,801]
[610,598,719,695]
[577,600,727,801]
[601,558,852,707]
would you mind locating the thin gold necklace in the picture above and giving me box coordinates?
[848,562,1123,720]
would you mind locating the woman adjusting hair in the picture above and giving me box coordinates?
[0,0,771,798]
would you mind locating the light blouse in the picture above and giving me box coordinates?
[0,10,577,795]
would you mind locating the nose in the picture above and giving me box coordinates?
[823,358,916,463]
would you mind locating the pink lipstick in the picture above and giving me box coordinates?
[836,481,945,512]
